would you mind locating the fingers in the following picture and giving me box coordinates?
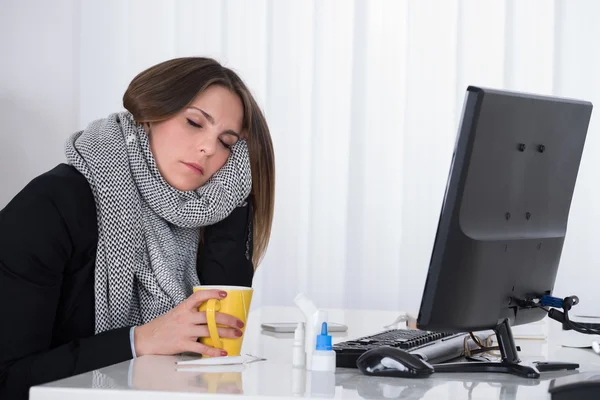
[216,327,244,339]
[189,311,244,329]
[215,312,245,329]
[189,325,243,339]
[187,342,228,357]
[185,289,227,310]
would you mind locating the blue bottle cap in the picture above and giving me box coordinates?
[315,322,332,350]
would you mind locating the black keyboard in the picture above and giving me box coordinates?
[334,329,465,368]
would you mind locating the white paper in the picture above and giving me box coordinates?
[176,354,264,366]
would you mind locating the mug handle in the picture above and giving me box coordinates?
[206,298,223,349]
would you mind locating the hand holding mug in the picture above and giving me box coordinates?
[195,285,253,357]
[134,289,245,357]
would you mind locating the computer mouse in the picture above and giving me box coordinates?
[548,371,600,400]
[356,346,434,378]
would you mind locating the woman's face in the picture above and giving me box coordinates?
[148,85,244,191]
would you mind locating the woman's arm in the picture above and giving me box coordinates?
[0,170,133,399]
[197,200,254,287]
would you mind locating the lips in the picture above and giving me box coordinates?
[183,162,204,175]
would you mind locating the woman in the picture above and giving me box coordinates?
[0,57,275,398]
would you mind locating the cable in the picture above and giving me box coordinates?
[531,302,550,313]
[563,307,600,336]
[556,296,600,335]
[539,295,600,336]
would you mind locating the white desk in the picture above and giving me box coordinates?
[30,306,600,399]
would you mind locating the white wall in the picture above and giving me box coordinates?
[0,0,80,208]
[1,0,599,316]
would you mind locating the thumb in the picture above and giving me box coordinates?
[186,289,227,310]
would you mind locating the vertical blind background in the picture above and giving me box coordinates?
[1,0,599,315]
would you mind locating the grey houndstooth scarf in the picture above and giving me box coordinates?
[65,111,252,333]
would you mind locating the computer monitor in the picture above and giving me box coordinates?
[416,86,593,378]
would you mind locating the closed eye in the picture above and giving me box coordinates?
[188,117,234,149]
[187,118,202,128]
[220,140,232,149]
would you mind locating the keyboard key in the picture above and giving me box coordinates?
[333,328,457,368]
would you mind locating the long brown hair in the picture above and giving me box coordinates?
[123,57,275,269]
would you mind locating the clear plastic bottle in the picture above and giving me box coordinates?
[292,322,306,368]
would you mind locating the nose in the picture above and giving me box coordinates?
[196,135,217,155]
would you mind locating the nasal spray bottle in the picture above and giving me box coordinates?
[293,292,329,371]
[308,322,336,397]
[311,322,336,371]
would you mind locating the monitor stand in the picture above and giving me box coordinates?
[431,319,579,379]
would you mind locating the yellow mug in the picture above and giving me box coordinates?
[194,285,253,356]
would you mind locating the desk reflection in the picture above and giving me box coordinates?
[334,369,578,400]
[96,355,246,394]
[87,353,581,399]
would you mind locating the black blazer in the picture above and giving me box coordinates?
[0,164,254,399]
